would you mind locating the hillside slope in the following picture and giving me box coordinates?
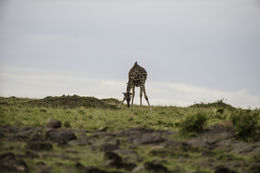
[0,96,259,173]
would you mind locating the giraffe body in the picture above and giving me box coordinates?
[119,61,151,109]
[127,62,147,87]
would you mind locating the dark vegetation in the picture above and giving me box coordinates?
[26,95,117,109]
[180,112,208,133]
[189,99,235,110]
[0,96,260,173]
[231,110,259,141]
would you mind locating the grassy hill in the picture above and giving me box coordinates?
[0,96,259,173]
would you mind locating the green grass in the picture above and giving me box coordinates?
[1,96,259,134]
[0,105,218,131]
[0,96,260,173]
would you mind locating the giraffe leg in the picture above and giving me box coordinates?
[141,85,151,110]
[118,98,125,108]
[131,86,135,107]
[140,87,143,106]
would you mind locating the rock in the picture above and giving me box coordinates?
[132,133,166,145]
[0,152,28,172]
[27,142,53,151]
[46,129,76,142]
[46,119,62,128]
[104,151,136,171]
[214,166,237,173]
[144,161,169,173]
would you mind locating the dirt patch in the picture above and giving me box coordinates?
[46,129,77,142]
[116,127,171,148]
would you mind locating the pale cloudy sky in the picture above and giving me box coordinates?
[0,0,260,108]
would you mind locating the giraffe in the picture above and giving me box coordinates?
[118,61,151,109]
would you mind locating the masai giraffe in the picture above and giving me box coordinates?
[119,61,151,109]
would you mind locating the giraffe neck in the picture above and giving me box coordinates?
[126,82,133,93]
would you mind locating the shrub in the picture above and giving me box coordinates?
[231,110,258,140]
[180,113,208,133]
[216,108,224,114]
[64,121,71,128]
[189,99,235,109]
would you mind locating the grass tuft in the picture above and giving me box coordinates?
[230,110,259,141]
[180,112,208,133]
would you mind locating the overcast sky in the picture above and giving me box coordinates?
[1,0,260,108]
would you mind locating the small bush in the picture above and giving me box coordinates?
[231,110,258,140]
[180,113,208,133]
[216,108,225,114]
[64,121,71,128]
[39,108,47,112]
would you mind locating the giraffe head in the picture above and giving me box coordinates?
[123,92,132,107]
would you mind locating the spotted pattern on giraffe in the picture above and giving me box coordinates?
[118,61,151,110]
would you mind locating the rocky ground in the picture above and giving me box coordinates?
[0,119,260,173]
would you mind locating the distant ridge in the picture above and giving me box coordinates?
[0,95,118,109]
